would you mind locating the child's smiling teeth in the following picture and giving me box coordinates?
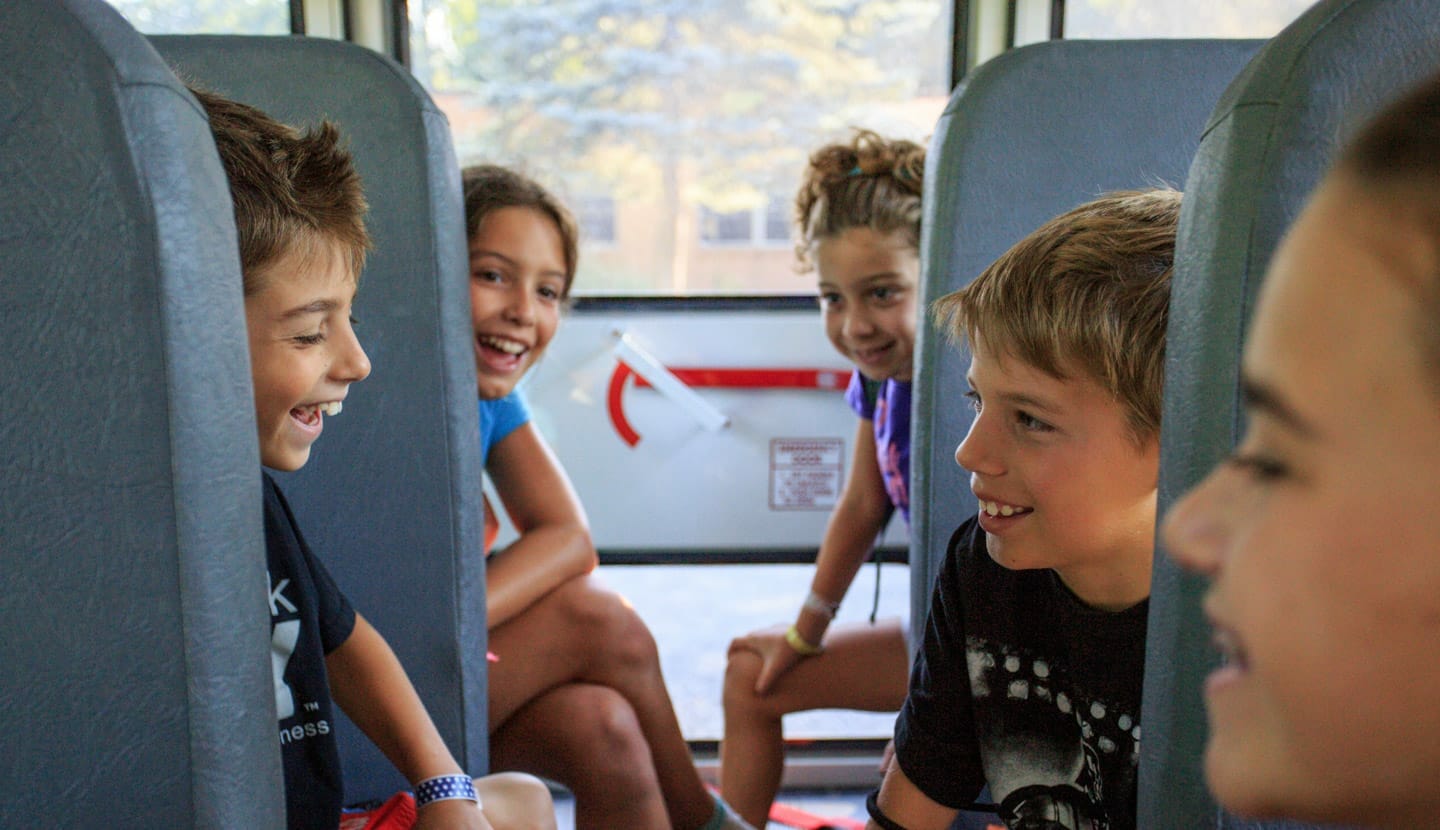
[981,499,1032,517]
[480,335,526,355]
[293,401,342,421]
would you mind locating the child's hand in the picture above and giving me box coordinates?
[878,738,897,777]
[728,623,805,696]
[413,798,493,830]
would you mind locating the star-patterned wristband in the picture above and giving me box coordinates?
[414,774,480,809]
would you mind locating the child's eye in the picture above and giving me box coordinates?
[349,315,360,326]
[963,389,982,413]
[293,332,325,346]
[1226,451,1289,481]
[538,284,562,302]
[473,268,504,284]
[818,292,841,310]
[1015,410,1054,432]
[870,285,899,302]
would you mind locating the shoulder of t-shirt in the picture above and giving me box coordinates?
[844,370,882,419]
[481,387,533,445]
[261,471,296,525]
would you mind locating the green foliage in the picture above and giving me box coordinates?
[415,0,943,202]
[109,0,288,35]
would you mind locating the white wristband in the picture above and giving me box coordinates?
[803,590,840,620]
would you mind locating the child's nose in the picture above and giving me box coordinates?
[504,285,536,323]
[1160,472,1229,577]
[844,307,876,339]
[954,411,1001,475]
[334,324,371,383]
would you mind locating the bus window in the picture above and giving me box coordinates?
[108,0,289,35]
[1064,0,1314,38]
[408,0,950,297]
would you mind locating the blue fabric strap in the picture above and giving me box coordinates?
[414,774,479,808]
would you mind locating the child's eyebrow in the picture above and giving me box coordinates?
[1240,372,1319,439]
[471,248,566,282]
[965,373,1063,414]
[470,248,515,266]
[996,391,1062,414]
[279,299,341,320]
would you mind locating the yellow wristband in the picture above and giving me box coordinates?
[784,624,824,656]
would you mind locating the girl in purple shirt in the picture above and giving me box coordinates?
[721,130,924,828]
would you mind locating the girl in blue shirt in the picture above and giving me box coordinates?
[465,165,750,830]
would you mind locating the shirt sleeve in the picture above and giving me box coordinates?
[265,475,357,654]
[893,524,987,808]
[479,389,533,467]
[844,370,874,420]
[301,536,358,655]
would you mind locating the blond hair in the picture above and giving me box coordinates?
[190,86,370,295]
[794,129,926,271]
[934,188,1182,443]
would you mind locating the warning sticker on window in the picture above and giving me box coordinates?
[769,438,844,511]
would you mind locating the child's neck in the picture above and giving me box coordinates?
[1053,552,1153,612]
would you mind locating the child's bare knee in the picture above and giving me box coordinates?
[723,649,764,709]
[573,690,651,761]
[478,771,557,830]
[557,577,660,667]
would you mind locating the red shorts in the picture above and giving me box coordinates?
[340,792,417,830]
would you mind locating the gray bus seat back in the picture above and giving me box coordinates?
[1,1,279,826]
[1142,1,1440,827]
[151,35,485,802]
[912,38,1261,640]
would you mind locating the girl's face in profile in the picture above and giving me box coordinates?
[1163,176,1440,828]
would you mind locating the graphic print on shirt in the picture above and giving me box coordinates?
[874,396,908,514]
[967,636,1141,830]
[269,570,332,745]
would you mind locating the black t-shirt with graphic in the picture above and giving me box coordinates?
[264,473,357,830]
[895,518,1147,830]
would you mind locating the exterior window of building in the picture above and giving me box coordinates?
[1065,0,1314,38]
[578,195,617,246]
[108,0,288,34]
[409,0,949,296]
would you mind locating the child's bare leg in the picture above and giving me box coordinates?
[720,620,909,828]
[492,683,669,829]
[474,771,558,830]
[489,574,716,829]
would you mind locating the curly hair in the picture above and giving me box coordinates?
[793,129,926,272]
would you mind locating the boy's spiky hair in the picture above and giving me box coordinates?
[190,85,370,294]
[934,188,1182,444]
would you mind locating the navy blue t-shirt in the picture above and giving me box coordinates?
[264,473,358,829]
[895,518,1147,829]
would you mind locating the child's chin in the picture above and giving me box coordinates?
[261,448,310,472]
[477,376,519,401]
